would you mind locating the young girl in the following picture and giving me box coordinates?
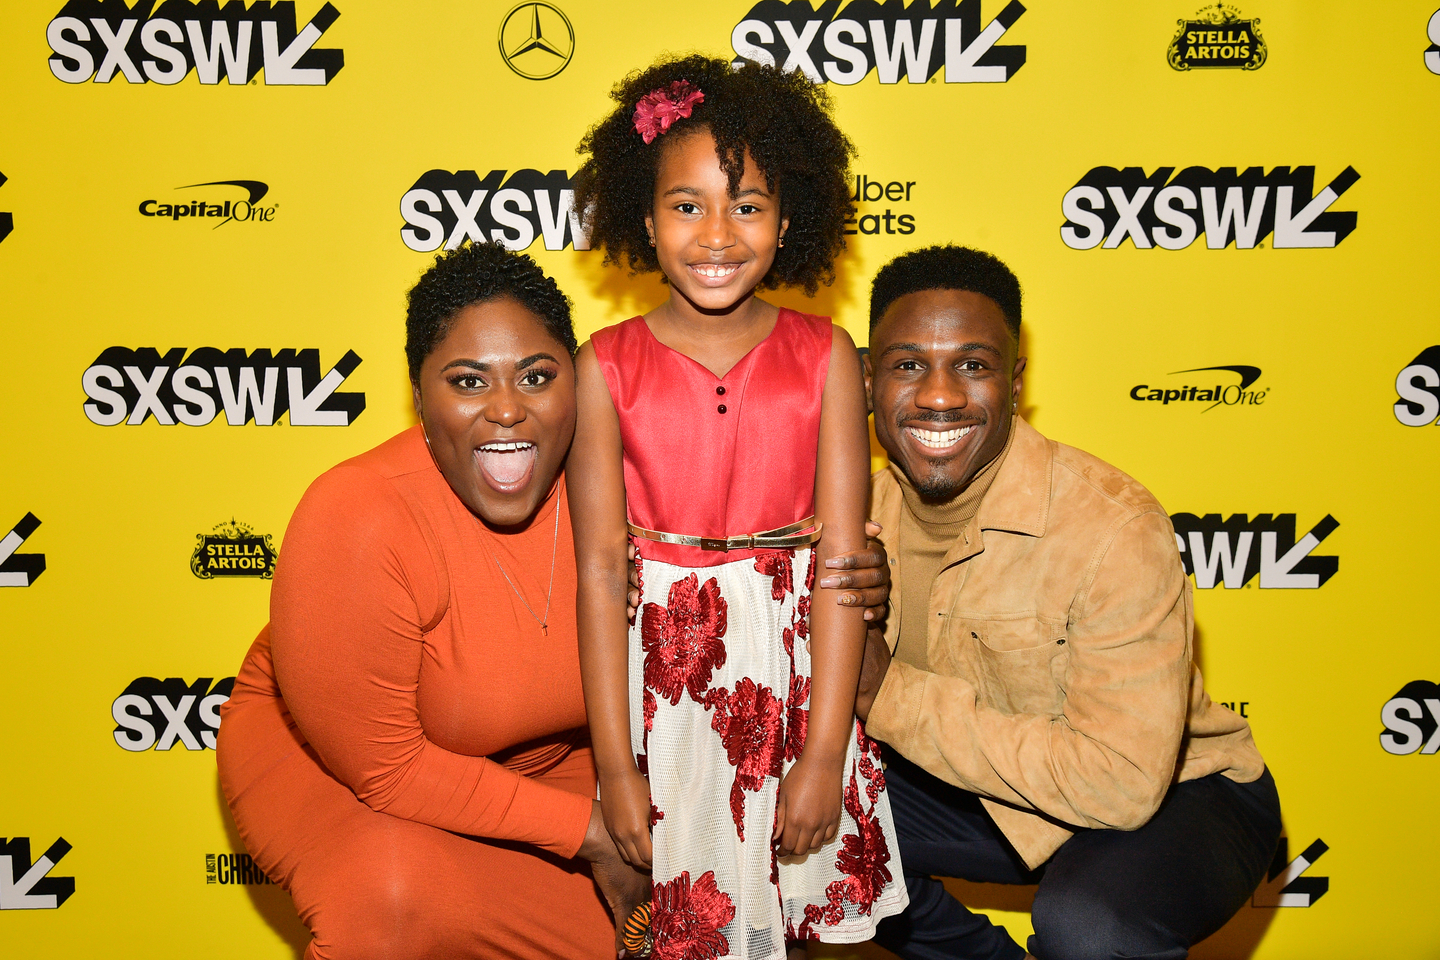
[569,56,907,959]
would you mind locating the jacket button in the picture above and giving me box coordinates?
[717,404,727,414]
[716,385,726,395]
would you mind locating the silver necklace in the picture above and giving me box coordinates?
[490,495,561,636]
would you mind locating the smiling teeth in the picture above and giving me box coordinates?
[694,264,738,278]
[907,425,973,449]
[479,441,534,452]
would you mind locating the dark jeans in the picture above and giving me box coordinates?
[875,755,1281,960]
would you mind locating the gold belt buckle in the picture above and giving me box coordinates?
[699,537,729,552]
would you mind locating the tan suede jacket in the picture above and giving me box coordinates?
[867,418,1265,869]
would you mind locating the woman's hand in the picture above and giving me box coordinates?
[600,768,655,870]
[816,520,889,623]
[579,801,652,959]
[772,754,843,858]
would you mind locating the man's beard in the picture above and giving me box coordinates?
[913,464,966,503]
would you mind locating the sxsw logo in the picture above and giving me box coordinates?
[730,0,1025,84]
[81,347,365,426]
[1380,680,1440,755]
[1426,9,1440,74]
[46,1,343,85]
[1394,346,1440,427]
[1170,513,1338,589]
[1061,166,1359,250]
[399,170,588,253]
[0,170,12,245]
[1,838,74,910]
[1,513,45,587]
[112,677,233,751]
[1253,837,1328,908]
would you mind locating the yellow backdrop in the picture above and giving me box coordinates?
[2,1,1437,957]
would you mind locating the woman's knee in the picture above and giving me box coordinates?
[301,857,443,960]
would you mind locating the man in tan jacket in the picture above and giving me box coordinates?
[855,246,1280,960]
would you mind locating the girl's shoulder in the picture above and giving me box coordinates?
[775,306,839,351]
[587,315,649,362]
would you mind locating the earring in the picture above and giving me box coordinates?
[648,237,655,247]
[778,238,785,248]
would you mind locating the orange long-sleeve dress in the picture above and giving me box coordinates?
[217,426,613,960]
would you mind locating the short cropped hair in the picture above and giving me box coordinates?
[869,245,1022,339]
[574,54,855,296]
[405,242,577,382]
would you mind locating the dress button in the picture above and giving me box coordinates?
[717,404,727,414]
[716,385,726,396]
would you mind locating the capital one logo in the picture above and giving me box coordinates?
[1394,346,1440,427]
[112,677,233,751]
[1062,166,1359,250]
[399,169,589,253]
[731,0,1025,84]
[46,1,343,85]
[1170,513,1338,589]
[82,347,365,426]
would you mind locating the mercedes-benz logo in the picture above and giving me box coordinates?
[498,2,575,80]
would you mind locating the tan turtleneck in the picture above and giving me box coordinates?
[892,426,1014,671]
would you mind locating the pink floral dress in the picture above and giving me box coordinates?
[591,310,907,960]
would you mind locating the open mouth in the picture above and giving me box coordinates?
[905,424,976,455]
[476,440,537,492]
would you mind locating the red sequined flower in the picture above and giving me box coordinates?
[632,80,705,144]
[707,678,785,839]
[828,772,894,915]
[785,673,810,762]
[753,550,795,601]
[636,686,658,775]
[642,573,728,705]
[651,870,735,960]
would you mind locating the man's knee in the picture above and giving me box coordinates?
[1030,891,1185,960]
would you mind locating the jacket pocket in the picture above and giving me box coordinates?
[946,614,1068,715]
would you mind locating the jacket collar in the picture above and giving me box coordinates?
[974,417,1052,538]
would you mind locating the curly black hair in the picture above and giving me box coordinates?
[405,241,577,382]
[870,245,1023,339]
[574,55,855,296]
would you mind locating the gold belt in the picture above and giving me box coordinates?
[626,516,822,552]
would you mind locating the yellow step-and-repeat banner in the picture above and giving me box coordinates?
[2,2,1437,957]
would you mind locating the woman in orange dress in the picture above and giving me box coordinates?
[217,242,891,959]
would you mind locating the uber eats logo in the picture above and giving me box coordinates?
[112,677,233,751]
[1380,680,1440,755]
[81,347,365,426]
[399,169,588,253]
[139,180,276,227]
[730,0,1025,85]
[1062,166,1359,250]
[46,1,343,85]
[1393,346,1440,427]
[1170,513,1339,589]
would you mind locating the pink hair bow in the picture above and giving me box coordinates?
[632,80,705,144]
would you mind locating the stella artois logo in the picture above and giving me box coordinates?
[190,519,277,580]
[1168,4,1267,71]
